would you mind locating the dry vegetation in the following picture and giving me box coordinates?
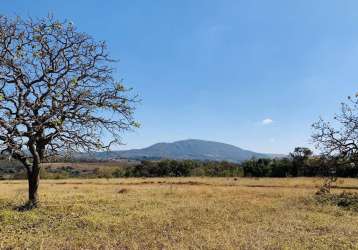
[0,177,358,249]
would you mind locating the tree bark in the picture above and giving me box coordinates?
[27,164,40,207]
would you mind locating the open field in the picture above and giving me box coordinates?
[0,178,358,249]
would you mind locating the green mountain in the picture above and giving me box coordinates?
[96,139,282,163]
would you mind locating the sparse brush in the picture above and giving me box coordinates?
[315,191,358,211]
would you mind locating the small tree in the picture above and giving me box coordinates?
[0,15,138,208]
[289,147,313,176]
[312,94,358,193]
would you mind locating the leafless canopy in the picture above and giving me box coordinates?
[312,94,358,161]
[0,15,138,170]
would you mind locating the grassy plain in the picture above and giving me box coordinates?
[0,177,358,249]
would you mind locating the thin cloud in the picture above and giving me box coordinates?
[262,118,273,125]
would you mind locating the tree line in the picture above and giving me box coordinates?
[116,151,357,178]
[2,146,358,179]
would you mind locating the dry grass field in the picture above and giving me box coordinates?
[0,177,358,249]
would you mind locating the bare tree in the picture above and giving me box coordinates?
[312,94,358,192]
[0,15,138,208]
[312,94,358,160]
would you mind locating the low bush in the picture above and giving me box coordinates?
[315,192,358,211]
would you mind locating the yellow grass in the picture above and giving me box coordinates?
[0,177,358,249]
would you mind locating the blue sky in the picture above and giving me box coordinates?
[2,0,358,153]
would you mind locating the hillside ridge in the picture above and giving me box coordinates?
[95,139,282,162]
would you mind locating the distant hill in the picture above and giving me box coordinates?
[95,139,283,163]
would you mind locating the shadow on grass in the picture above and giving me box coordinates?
[13,202,38,212]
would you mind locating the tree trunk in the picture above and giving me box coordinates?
[27,164,40,207]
